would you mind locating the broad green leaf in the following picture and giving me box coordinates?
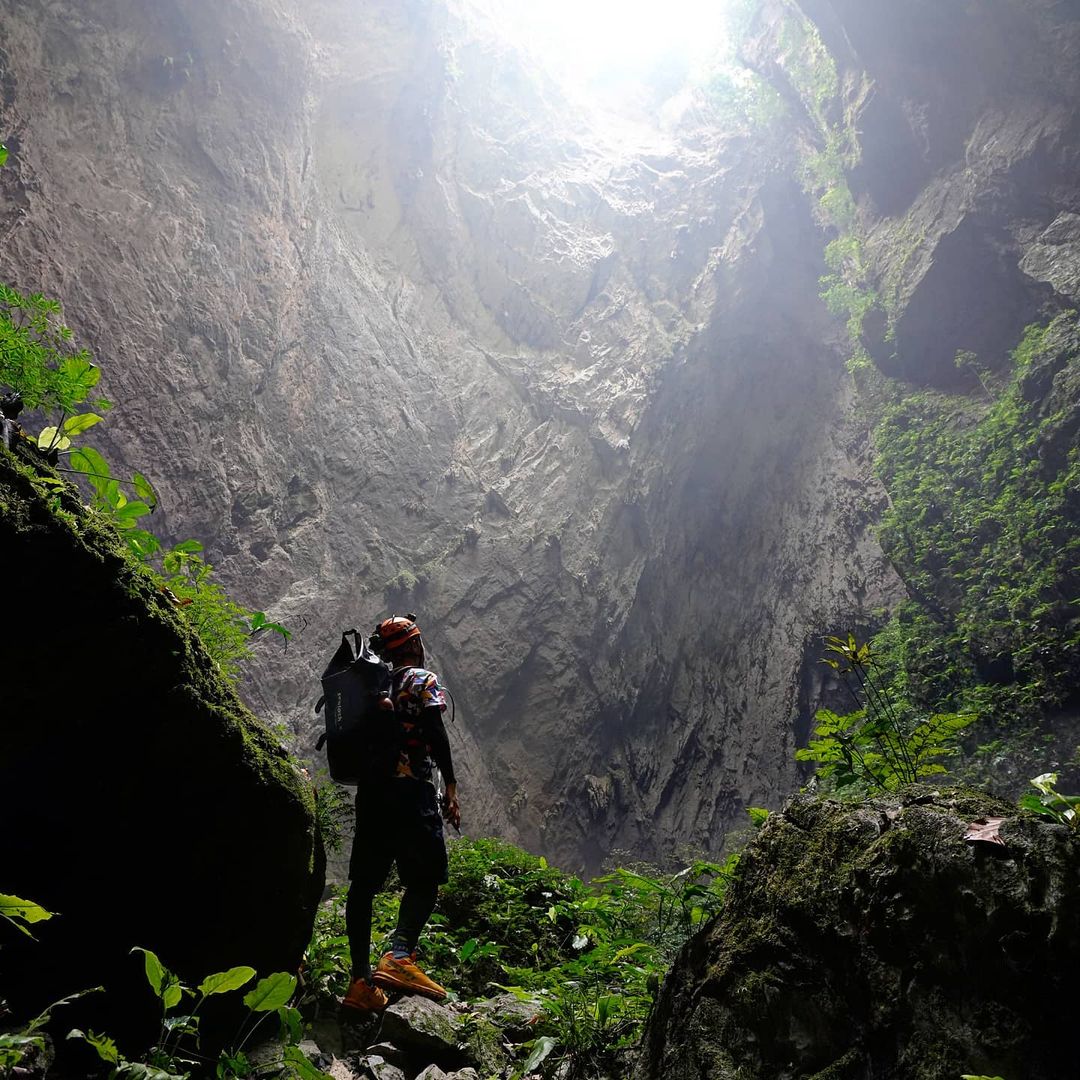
[1032,772,1058,795]
[126,529,161,561]
[198,966,255,997]
[37,427,70,452]
[1,1032,45,1056]
[0,144,8,167]
[278,1005,303,1044]
[113,501,152,527]
[282,1045,333,1080]
[242,972,296,1012]
[171,539,204,555]
[69,446,113,496]
[249,611,267,631]
[162,979,183,1009]
[68,1028,119,1064]
[162,1015,198,1035]
[61,412,104,436]
[0,894,55,925]
[459,938,478,962]
[132,947,165,996]
[132,471,158,509]
[521,1035,558,1073]
[747,807,771,827]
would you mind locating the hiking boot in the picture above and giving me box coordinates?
[372,951,447,1001]
[341,977,388,1014]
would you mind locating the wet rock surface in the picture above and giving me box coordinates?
[640,787,1080,1080]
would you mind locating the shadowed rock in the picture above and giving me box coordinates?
[641,787,1080,1080]
[0,438,323,1045]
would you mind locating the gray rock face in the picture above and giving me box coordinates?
[798,0,1080,387]
[1,0,901,870]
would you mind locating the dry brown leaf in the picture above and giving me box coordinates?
[963,817,1008,846]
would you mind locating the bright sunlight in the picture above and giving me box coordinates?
[482,0,733,87]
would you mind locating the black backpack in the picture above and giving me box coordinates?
[314,629,396,785]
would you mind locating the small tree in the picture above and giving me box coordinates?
[797,634,975,792]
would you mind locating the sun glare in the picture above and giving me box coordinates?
[483,0,731,89]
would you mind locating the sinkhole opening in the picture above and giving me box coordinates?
[476,0,749,114]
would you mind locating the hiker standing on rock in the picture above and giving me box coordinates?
[342,613,461,1013]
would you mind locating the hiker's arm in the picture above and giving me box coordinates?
[424,706,461,828]
[424,706,455,785]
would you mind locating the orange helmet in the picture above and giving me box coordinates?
[370,613,422,656]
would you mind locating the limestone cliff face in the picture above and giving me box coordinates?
[0,0,901,869]
[795,0,1080,385]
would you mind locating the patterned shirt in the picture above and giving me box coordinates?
[389,666,452,783]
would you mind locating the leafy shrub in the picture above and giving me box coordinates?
[70,946,319,1080]
[797,634,975,792]
[0,284,110,446]
[871,316,1080,734]
[1019,772,1080,826]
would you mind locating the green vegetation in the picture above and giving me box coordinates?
[1019,772,1080,826]
[696,0,787,132]
[764,4,882,348]
[69,946,319,1080]
[0,894,54,940]
[758,2,1080,775]
[0,285,111,445]
[1,990,101,1076]
[797,634,974,793]
[796,317,1080,784]
[868,317,1080,741]
[0,281,288,680]
[308,836,742,1078]
[704,67,786,130]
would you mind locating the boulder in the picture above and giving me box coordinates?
[379,997,461,1062]
[0,440,324,1043]
[641,787,1080,1080]
[353,1055,407,1080]
[470,992,544,1041]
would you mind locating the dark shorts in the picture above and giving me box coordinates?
[349,777,448,891]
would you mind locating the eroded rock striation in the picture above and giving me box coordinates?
[641,788,1080,1080]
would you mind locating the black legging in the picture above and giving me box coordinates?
[346,880,439,979]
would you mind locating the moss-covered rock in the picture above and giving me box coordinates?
[640,787,1080,1080]
[0,439,323,1042]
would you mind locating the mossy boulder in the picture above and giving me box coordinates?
[0,440,324,1041]
[640,787,1080,1080]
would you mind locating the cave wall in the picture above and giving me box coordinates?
[0,0,904,870]
[794,0,1080,383]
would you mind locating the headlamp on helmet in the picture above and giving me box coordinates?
[370,613,422,657]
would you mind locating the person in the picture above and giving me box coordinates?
[341,613,461,1013]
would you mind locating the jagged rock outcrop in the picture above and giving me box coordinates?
[640,788,1080,1080]
[0,0,901,869]
[0,438,323,1038]
[794,0,1080,386]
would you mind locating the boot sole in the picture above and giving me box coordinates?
[372,972,447,1002]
